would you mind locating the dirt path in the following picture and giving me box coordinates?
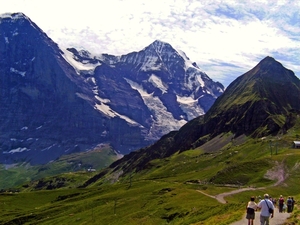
[196,161,291,224]
[197,188,291,224]
[230,211,290,225]
[197,187,265,204]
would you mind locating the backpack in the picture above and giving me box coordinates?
[279,198,284,204]
[287,199,292,206]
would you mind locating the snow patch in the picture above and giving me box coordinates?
[3,147,30,154]
[124,78,152,97]
[177,49,204,72]
[10,67,25,77]
[196,75,205,87]
[61,49,101,74]
[177,49,194,70]
[177,96,198,104]
[149,74,168,94]
[41,144,56,152]
[125,78,186,135]
[95,95,110,104]
[140,55,162,71]
[177,95,205,120]
[205,89,212,95]
[94,96,141,126]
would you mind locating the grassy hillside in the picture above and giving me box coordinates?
[1,119,300,224]
[0,144,121,190]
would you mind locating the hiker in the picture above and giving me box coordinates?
[257,193,274,225]
[291,197,295,212]
[278,195,284,213]
[272,198,277,208]
[287,196,293,213]
[258,195,262,201]
[283,203,287,212]
[246,196,258,225]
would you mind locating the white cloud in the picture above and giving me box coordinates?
[0,0,299,87]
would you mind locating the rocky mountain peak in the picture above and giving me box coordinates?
[147,40,178,56]
[0,12,44,37]
[148,39,171,49]
[0,13,224,165]
[1,12,28,20]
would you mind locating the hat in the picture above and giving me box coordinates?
[264,194,269,198]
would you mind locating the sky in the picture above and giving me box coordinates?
[1,0,300,87]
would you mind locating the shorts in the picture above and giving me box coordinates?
[246,213,255,219]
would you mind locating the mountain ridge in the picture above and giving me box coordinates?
[0,12,224,165]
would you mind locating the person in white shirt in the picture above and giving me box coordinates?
[257,193,275,225]
[246,196,258,225]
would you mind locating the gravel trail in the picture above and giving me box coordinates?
[196,161,291,224]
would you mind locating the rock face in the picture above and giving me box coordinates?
[0,13,224,164]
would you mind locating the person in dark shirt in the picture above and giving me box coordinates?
[291,197,295,212]
[278,195,284,213]
[287,196,293,213]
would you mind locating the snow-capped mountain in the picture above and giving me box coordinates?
[0,13,224,165]
[65,40,224,139]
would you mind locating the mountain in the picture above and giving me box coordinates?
[83,56,300,183]
[205,56,300,137]
[0,13,224,165]
[66,40,224,140]
[0,13,114,164]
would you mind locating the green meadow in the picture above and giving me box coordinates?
[1,124,300,224]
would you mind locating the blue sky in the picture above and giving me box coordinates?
[1,0,300,87]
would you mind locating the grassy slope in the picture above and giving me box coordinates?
[0,145,120,190]
[1,121,300,224]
